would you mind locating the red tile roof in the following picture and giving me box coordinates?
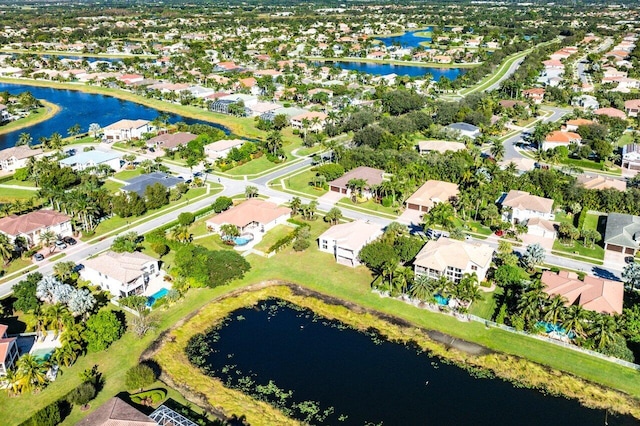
[0,210,71,236]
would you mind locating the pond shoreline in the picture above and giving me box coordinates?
[145,282,640,425]
[0,99,60,137]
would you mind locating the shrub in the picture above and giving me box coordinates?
[177,212,195,226]
[13,167,29,181]
[66,382,96,407]
[151,242,169,257]
[212,196,233,213]
[125,364,157,391]
[381,196,393,207]
[84,310,125,352]
[292,237,310,252]
[29,402,61,426]
[130,389,167,406]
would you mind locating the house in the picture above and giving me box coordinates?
[565,118,594,132]
[0,324,18,376]
[498,158,537,173]
[577,174,627,191]
[622,143,640,172]
[121,172,183,197]
[0,146,43,172]
[413,238,494,283]
[522,88,545,104]
[603,213,640,255]
[445,122,480,139]
[541,270,623,315]
[499,190,554,224]
[624,99,640,117]
[103,119,154,142]
[76,396,156,426]
[328,166,385,198]
[573,95,599,110]
[526,217,557,239]
[317,220,383,267]
[204,139,246,160]
[206,198,291,234]
[542,131,581,151]
[417,140,466,155]
[593,107,627,120]
[0,209,72,247]
[290,111,327,132]
[81,251,159,299]
[405,180,459,213]
[0,104,11,121]
[146,132,197,151]
[59,150,121,172]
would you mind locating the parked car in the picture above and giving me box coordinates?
[55,240,67,250]
[63,236,77,245]
[426,228,449,240]
[625,256,635,264]
[33,253,44,261]
[149,147,155,152]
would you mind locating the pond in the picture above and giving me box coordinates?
[376,28,433,47]
[321,60,467,80]
[0,82,230,150]
[192,299,635,426]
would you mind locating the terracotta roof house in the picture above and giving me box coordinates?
[317,220,383,267]
[121,172,182,197]
[76,396,156,426]
[405,180,459,213]
[604,213,640,255]
[593,107,627,120]
[417,140,466,155]
[542,131,581,151]
[624,99,640,117]
[206,198,291,234]
[81,251,159,299]
[523,88,545,104]
[565,118,594,132]
[204,139,245,160]
[499,190,554,224]
[622,143,640,172]
[414,238,494,284]
[577,174,627,191]
[146,132,197,151]
[0,324,18,376]
[0,146,43,172]
[0,209,72,247]
[541,270,623,315]
[328,166,384,198]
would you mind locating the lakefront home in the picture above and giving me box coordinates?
[541,270,623,315]
[0,146,43,172]
[317,220,383,267]
[206,198,291,234]
[146,132,197,151]
[103,119,154,142]
[0,209,72,247]
[81,251,160,299]
[58,150,122,172]
[413,238,494,284]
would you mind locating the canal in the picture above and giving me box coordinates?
[0,82,230,150]
[192,299,635,426]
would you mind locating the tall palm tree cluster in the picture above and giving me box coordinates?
[408,273,483,310]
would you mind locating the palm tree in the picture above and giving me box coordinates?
[265,130,283,156]
[423,202,456,231]
[0,233,13,266]
[88,123,101,139]
[588,314,618,349]
[489,140,505,160]
[346,178,367,202]
[44,304,72,338]
[48,132,63,150]
[3,368,23,396]
[289,197,302,216]
[40,230,56,254]
[219,224,240,241]
[51,341,81,367]
[171,225,193,243]
[543,295,567,325]
[563,304,588,338]
[16,354,48,393]
[17,132,32,146]
[393,267,414,296]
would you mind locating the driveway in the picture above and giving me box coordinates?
[398,208,423,227]
[520,233,555,251]
[604,250,629,271]
[317,190,344,206]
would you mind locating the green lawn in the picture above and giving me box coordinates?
[0,257,32,279]
[0,187,38,201]
[617,132,634,147]
[283,169,328,197]
[2,179,36,188]
[223,140,304,177]
[468,288,500,319]
[188,217,213,238]
[190,234,234,251]
[552,239,605,261]
[583,212,604,232]
[102,180,123,193]
[337,197,398,217]
[295,145,323,156]
[253,224,295,253]
[113,168,144,181]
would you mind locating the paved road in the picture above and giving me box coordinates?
[483,58,525,93]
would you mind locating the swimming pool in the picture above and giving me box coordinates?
[147,287,170,307]
[31,347,54,362]
[434,294,450,306]
[233,233,254,246]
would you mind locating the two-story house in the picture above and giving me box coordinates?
[0,210,72,247]
[499,190,555,224]
[81,251,159,299]
[0,324,18,376]
[0,146,44,172]
[413,239,494,283]
[103,119,154,142]
[317,220,383,267]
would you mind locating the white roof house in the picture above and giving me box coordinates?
[414,238,494,283]
[317,220,383,267]
[103,119,154,142]
[204,139,246,160]
[59,150,121,172]
[499,190,555,224]
[417,140,466,155]
[81,251,159,299]
[0,146,44,172]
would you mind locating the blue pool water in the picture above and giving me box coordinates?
[147,287,170,307]
[434,294,449,305]
[31,348,54,362]
[233,233,254,246]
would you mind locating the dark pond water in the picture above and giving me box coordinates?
[0,82,230,150]
[196,299,635,426]
[376,28,433,47]
[322,60,466,80]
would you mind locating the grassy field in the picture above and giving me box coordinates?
[0,99,60,136]
[337,197,398,217]
[253,224,295,253]
[1,178,36,188]
[102,180,123,193]
[113,168,144,181]
[0,257,32,278]
[223,139,304,177]
[283,169,327,197]
[0,187,38,201]
[617,132,634,147]
[552,239,605,260]
[468,288,500,319]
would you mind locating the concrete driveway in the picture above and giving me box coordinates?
[521,233,555,251]
[604,250,629,271]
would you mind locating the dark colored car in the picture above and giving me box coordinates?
[63,236,77,245]
[625,256,635,264]
[33,253,44,261]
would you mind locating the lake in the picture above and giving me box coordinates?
[0,82,230,150]
[376,28,433,47]
[194,299,634,426]
[323,61,466,80]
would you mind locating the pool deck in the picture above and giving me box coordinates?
[143,270,169,298]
